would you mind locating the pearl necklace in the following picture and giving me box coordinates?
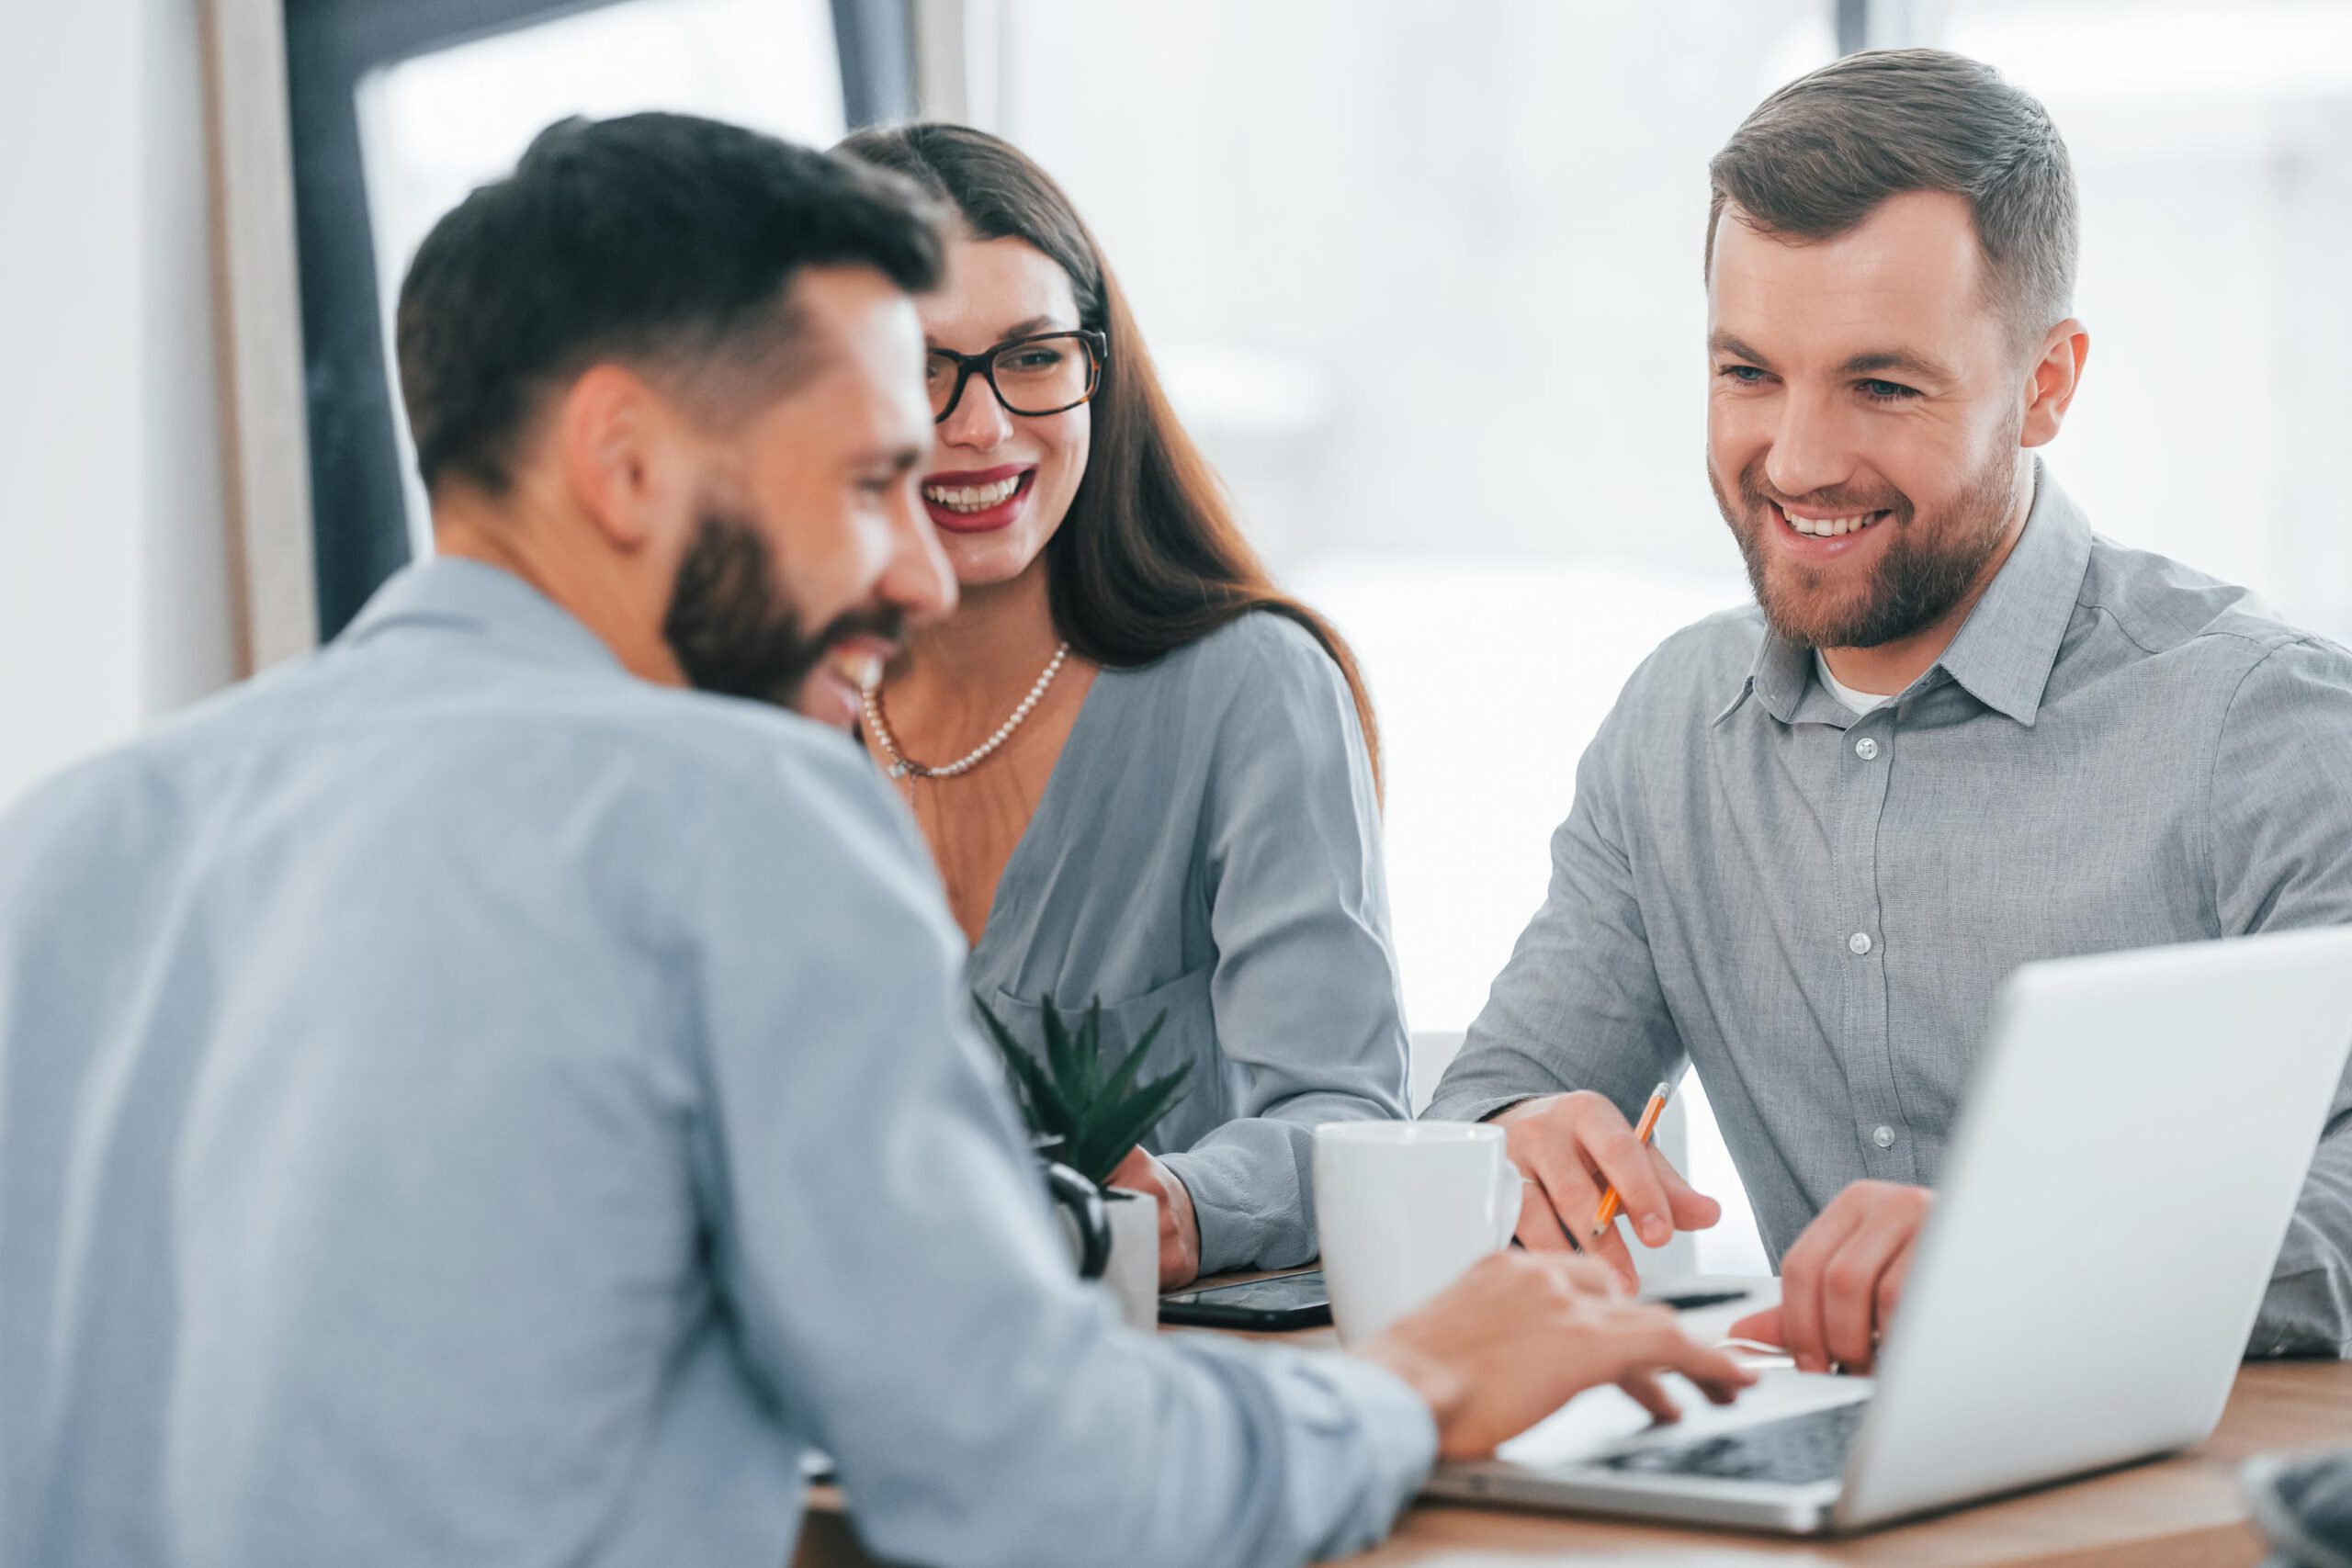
[862,643,1071,781]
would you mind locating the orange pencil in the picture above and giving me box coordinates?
[1591,1080,1674,1239]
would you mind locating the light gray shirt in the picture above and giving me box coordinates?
[1428,463,2352,1356]
[968,613,1410,1275]
[0,558,1433,1568]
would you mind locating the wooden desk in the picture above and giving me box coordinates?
[1341,1360,2352,1566]
[797,1289,2352,1568]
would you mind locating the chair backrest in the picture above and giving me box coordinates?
[1407,1029,1465,1115]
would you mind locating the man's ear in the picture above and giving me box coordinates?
[2019,319,2089,450]
[554,365,692,553]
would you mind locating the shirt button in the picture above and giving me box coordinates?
[1854,737,1880,761]
[1873,1124,1896,1149]
[1848,931,1873,956]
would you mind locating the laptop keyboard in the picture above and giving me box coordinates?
[1594,1400,1867,1486]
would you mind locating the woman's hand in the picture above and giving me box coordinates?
[1106,1146,1202,1289]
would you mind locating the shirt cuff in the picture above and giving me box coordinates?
[2250,1262,2352,1359]
[1418,1091,1534,1126]
[1159,1144,1292,1277]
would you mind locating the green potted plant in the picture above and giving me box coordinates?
[975,993,1190,1329]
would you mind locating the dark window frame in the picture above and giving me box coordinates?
[1836,0,1870,54]
[281,0,916,638]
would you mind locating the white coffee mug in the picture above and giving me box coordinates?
[1313,1122,1522,1345]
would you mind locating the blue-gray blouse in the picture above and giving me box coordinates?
[968,612,1411,1275]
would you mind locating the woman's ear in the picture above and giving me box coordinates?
[555,365,694,554]
[2019,319,2090,450]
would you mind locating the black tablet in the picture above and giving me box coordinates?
[1159,1269,1331,1330]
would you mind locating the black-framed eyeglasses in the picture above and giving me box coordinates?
[927,330,1109,423]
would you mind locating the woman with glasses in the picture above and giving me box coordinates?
[837,123,1408,1288]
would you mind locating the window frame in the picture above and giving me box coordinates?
[279,0,917,638]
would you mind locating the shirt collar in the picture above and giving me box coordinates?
[1928,459,2093,726]
[1717,457,2093,729]
[338,555,624,675]
[1728,618,1815,728]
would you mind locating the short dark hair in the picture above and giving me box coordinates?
[1706,49,2078,348]
[395,112,944,498]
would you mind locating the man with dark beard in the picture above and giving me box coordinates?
[0,115,1753,1568]
[1430,49,2352,1371]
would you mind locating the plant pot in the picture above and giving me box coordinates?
[1101,1186,1160,1333]
[1043,1159,1110,1280]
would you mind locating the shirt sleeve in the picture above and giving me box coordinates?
[679,735,1435,1568]
[2208,637,2352,1357]
[1422,669,1687,1127]
[1159,621,1413,1276]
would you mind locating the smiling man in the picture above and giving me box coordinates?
[0,113,1757,1568]
[1428,49,2352,1370]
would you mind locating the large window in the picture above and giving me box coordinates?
[984,0,2352,1270]
[355,0,852,560]
[284,0,912,636]
[1932,0,2352,639]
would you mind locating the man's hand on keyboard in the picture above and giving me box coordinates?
[1358,1251,1756,1459]
[1728,1181,1932,1375]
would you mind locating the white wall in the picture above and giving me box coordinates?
[0,0,237,811]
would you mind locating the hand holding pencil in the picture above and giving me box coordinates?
[1491,1078,1722,1291]
[1590,1081,1676,1239]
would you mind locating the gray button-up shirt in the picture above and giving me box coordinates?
[1428,463,2352,1355]
[0,559,1432,1568]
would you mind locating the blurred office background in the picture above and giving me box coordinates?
[7,0,2349,1271]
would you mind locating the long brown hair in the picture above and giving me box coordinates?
[836,122,1382,788]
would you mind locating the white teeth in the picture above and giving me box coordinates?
[831,650,883,690]
[1782,507,1879,538]
[923,474,1023,513]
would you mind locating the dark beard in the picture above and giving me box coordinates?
[1710,440,2020,649]
[661,512,901,708]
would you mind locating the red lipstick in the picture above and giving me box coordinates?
[922,464,1037,536]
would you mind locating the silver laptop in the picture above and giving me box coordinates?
[1426,928,2352,1534]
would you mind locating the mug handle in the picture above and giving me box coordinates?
[1489,1154,1525,1252]
[1045,1160,1113,1280]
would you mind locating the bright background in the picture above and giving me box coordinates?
[978,0,2352,1269]
[12,0,2351,1275]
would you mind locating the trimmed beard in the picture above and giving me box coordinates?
[1710,435,2022,649]
[661,510,900,710]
